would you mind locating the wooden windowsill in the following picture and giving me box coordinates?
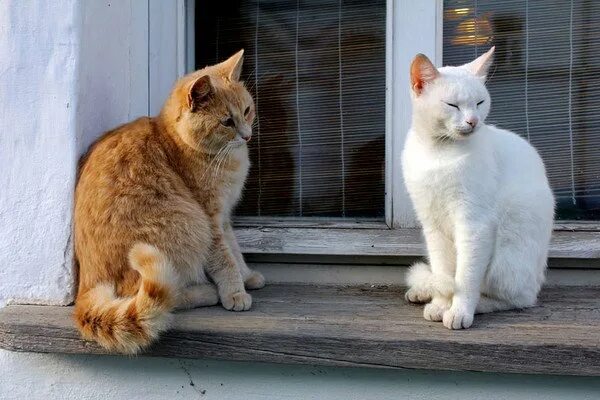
[235,227,600,259]
[1,283,599,376]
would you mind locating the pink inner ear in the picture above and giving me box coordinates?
[410,54,438,95]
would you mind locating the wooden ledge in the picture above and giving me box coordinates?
[235,228,600,259]
[1,284,599,376]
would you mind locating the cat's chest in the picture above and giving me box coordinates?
[404,145,469,194]
[214,153,250,211]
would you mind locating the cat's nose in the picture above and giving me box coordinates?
[238,125,252,142]
[465,116,479,128]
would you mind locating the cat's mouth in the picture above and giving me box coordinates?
[456,126,477,138]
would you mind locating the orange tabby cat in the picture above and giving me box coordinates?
[73,50,265,354]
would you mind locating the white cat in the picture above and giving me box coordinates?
[402,47,554,330]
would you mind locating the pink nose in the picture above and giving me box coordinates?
[465,116,479,128]
[242,135,252,142]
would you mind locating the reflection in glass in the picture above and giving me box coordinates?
[444,0,600,220]
[195,0,386,219]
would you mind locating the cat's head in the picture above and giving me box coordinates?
[163,49,256,152]
[410,47,495,140]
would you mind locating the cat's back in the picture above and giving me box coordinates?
[78,117,157,183]
[485,125,548,184]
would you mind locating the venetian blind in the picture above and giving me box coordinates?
[444,0,600,220]
[195,0,386,218]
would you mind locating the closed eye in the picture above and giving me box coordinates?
[444,102,460,110]
[477,100,485,106]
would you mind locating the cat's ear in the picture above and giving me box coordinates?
[220,49,244,82]
[410,54,439,95]
[187,75,213,111]
[464,46,495,79]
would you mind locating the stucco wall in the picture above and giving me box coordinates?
[0,0,79,307]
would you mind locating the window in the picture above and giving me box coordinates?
[152,0,599,243]
[195,0,386,219]
[443,0,600,220]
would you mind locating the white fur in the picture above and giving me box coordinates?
[402,48,554,329]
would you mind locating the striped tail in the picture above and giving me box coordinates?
[74,243,178,354]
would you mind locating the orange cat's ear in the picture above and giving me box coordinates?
[410,54,438,95]
[464,46,495,79]
[187,75,213,111]
[220,49,244,81]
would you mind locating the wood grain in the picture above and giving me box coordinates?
[235,227,600,259]
[1,284,599,376]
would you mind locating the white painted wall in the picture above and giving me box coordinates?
[1,1,599,399]
[0,0,79,307]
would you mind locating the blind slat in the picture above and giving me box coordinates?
[444,0,600,220]
[196,0,386,218]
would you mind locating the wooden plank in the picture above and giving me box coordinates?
[1,284,599,376]
[235,227,600,259]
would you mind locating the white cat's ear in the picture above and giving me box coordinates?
[464,46,495,79]
[219,49,244,82]
[410,54,439,95]
[187,75,213,111]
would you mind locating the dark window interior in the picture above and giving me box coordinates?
[195,0,386,219]
[444,0,600,220]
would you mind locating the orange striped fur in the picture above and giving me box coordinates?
[73,50,265,354]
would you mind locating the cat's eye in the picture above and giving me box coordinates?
[244,106,251,116]
[477,100,485,106]
[221,117,235,127]
[444,102,460,109]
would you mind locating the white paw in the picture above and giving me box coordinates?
[405,287,432,304]
[221,291,252,311]
[423,300,450,322]
[245,271,266,290]
[443,306,474,330]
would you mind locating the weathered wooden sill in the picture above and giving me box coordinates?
[235,228,600,260]
[1,284,599,376]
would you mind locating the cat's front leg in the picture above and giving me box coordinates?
[223,222,265,290]
[205,227,252,311]
[443,221,494,329]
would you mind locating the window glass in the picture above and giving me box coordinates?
[195,0,386,218]
[444,0,600,220]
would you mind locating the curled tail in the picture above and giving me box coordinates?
[406,262,454,299]
[74,243,178,354]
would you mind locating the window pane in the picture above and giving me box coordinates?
[195,0,386,219]
[444,0,600,220]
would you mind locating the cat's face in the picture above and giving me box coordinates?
[410,47,494,141]
[168,50,256,152]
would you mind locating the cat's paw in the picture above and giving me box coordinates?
[442,306,474,330]
[221,291,252,311]
[405,287,432,304]
[245,271,266,290]
[423,299,450,322]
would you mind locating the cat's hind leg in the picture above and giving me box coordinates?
[176,284,219,310]
[475,295,522,314]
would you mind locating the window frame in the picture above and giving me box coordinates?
[148,0,598,259]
